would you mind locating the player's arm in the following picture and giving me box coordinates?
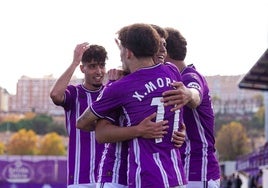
[50,42,89,105]
[95,113,169,143]
[161,81,201,111]
[76,107,99,131]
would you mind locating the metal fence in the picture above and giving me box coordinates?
[236,142,268,176]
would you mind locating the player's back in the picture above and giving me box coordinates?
[116,63,186,187]
[91,63,187,187]
[119,63,181,147]
[180,65,220,182]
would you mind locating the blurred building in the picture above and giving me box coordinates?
[0,87,9,113]
[206,75,263,101]
[0,74,263,116]
[206,75,263,115]
[2,75,83,115]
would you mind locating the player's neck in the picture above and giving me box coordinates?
[82,82,102,91]
[170,60,186,72]
[130,57,155,73]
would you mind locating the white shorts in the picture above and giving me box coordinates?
[186,179,220,188]
[170,185,186,188]
[96,182,128,188]
[68,183,96,188]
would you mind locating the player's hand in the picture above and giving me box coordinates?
[137,112,169,139]
[172,123,186,148]
[161,82,191,111]
[107,68,125,81]
[73,42,90,66]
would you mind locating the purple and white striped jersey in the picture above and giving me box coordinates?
[97,111,128,185]
[91,63,187,188]
[179,64,220,182]
[61,84,105,186]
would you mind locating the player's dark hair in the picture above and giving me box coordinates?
[151,24,168,39]
[165,27,187,61]
[117,23,160,58]
[82,45,108,64]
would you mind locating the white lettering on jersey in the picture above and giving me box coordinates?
[132,91,144,101]
[133,77,175,102]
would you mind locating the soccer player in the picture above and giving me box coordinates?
[50,43,107,187]
[162,27,221,188]
[77,23,187,188]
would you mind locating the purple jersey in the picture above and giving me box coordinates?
[97,112,128,185]
[179,64,220,181]
[61,84,105,185]
[91,63,187,188]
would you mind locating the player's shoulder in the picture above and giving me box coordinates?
[183,64,202,75]
[162,62,180,73]
[164,61,179,69]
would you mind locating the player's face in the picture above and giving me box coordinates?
[81,61,106,90]
[153,37,167,64]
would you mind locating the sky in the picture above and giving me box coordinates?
[0,0,267,94]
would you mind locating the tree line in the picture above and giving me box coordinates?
[0,129,66,155]
[0,105,265,160]
[0,113,66,135]
[0,113,67,155]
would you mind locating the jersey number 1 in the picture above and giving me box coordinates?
[151,97,180,143]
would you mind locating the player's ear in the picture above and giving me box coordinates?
[80,64,85,73]
[126,48,133,59]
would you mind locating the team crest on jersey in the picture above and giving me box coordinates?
[187,82,201,90]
